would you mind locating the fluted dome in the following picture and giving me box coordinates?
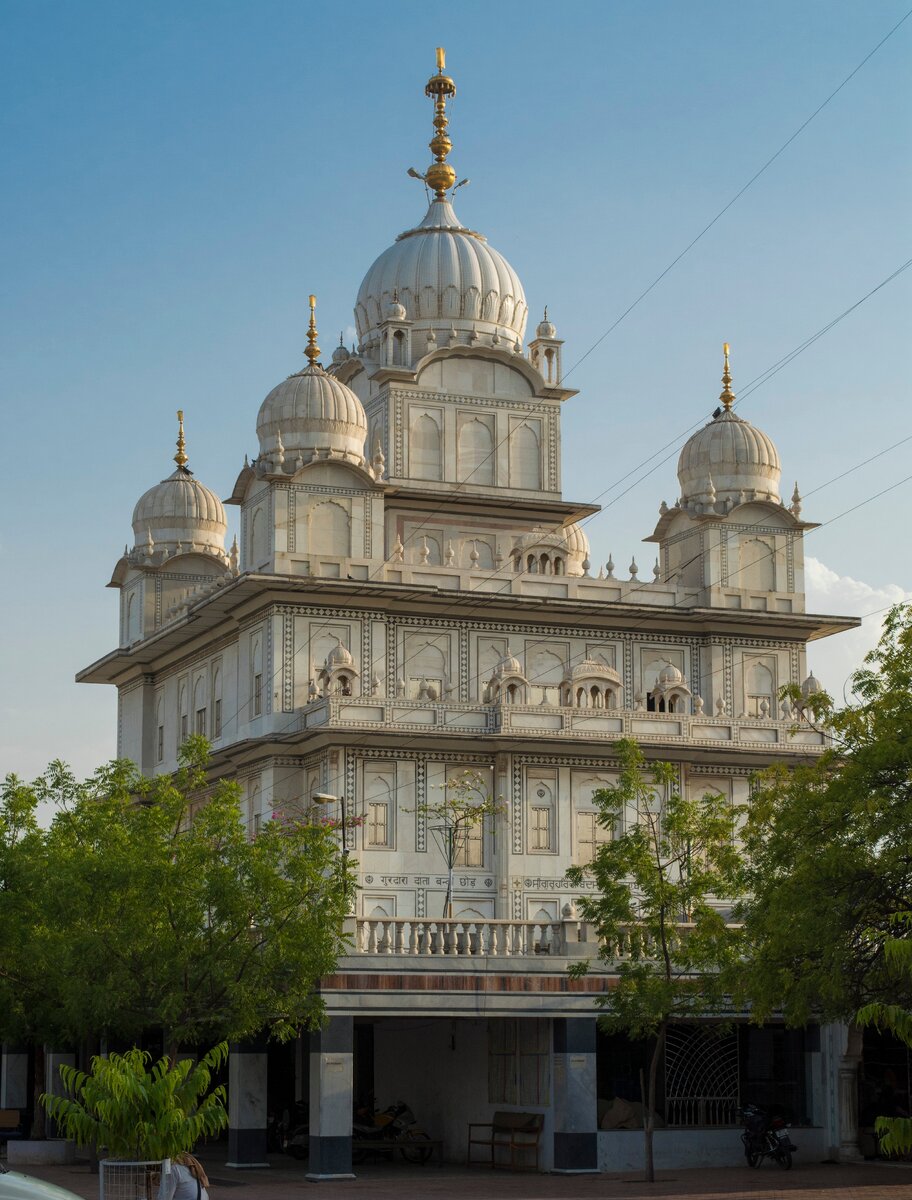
[327,640,354,668]
[536,310,556,339]
[658,662,684,686]
[132,467,227,556]
[801,671,823,698]
[567,659,621,684]
[493,653,525,678]
[561,522,590,570]
[257,364,368,467]
[355,199,528,358]
[677,408,781,508]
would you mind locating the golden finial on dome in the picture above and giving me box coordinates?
[424,47,457,200]
[305,294,321,366]
[174,409,189,468]
[719,342,735,411]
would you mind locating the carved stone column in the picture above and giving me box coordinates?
[838,1023,864,1161]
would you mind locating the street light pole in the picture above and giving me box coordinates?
[312,792,348,856]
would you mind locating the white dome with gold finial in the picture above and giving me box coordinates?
[131,412,228,557]
[677,345,781,509]
[257,297,368,467]
[354,49,528,357]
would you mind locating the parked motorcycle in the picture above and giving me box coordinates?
[740,1103,797,1169]
[352,1100,433,1164]
[280,1101,310,1161]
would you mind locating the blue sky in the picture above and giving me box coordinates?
[2,0,910,777]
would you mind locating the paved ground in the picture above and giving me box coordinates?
[9,1155,912,1200]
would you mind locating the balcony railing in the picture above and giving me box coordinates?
[346,917,727,961]
[298,697,826,750]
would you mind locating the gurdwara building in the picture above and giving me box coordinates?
[76,50,867,1177]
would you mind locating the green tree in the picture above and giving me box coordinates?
[412,769,505,917]
[737,603,912,1028]
[0,738,356,1087]
[567,739,745,1182]
[42,1043,228,1161]
[857,913,912,1154]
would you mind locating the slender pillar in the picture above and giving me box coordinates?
[1,1044,29,1109]
[44,1050,75,1139]
[552,1018,598,1173]
[838,1024,864,1161]
[225,1037,270,1168]
[306,1016,354,1181]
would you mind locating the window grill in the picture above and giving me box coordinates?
[665,1025,739,1126]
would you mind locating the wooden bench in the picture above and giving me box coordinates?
[467,1111,544,1170]
[0,1109,24,1141]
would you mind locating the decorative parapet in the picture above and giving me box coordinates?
[297,696,827,751]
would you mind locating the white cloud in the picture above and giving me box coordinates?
[804,557,912,703]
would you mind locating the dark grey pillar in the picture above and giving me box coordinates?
[1,1044,29,1109]
[552,1018,598,1173]
[226,1036,270,1168]
[306,1016,354,1181]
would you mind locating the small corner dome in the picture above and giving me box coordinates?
[326,640,354,668]
[494,653,525,678]
[355,199,528,355]
[131,468,227,556]
[331,341,351,365]
[801,671,823,698]
[257,364,368,466]
[536,310,556,339]
[657,662,684,686]
[385,295,408,321]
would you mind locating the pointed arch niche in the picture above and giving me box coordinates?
[309,500,351,557]
[509,420,542,490]
[457,415,495,486]
[410,410,442,480]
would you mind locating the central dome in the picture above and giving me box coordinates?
[355,199,528,352]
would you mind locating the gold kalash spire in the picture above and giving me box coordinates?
[304,294,321,366]
[174,409,189,468]
[424,47,457,200]
[719,343,736,412]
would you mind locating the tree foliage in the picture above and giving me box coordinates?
[412,769,505,916]
[736,603,912,1026]
[567,739,745,1181]
[42,1043,228,1161]
[0,738,356,1062]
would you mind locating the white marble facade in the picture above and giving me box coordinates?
[80,51,857,968]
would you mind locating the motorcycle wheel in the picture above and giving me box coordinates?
[400,1130,434,1164]
[776,1148,793,1170]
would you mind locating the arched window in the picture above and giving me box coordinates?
[746,662,774,717]
[392,329,406,366]
[310,501,351,557]
[212,668,223,739]
[457,418,494,486]
[511,424,541,490]
[249,507,267,567]
[411,413,442,480]
[409,642,446,701]
[155,697,164,763]
[177,684,188,749]
[365,773,393,848]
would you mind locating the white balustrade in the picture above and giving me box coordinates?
[353,917,565,958]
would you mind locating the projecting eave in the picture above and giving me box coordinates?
[381,485,599,526]
[76,570,860,688]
